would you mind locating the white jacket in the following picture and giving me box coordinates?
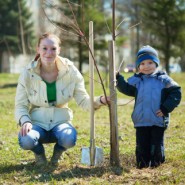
[15,56,103,130]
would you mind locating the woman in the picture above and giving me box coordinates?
[15,33,107,165]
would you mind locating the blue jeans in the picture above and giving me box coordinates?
[18,123,77,155]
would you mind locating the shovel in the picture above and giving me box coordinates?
[81,21,103,166]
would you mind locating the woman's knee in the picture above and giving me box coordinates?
[57,127,77,149]
[18,134,37,150]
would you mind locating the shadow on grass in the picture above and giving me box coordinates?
[27,164,125,183]
[0,163,30,174]
[0,154,135,183]
[0,162,123,183]
[0,83,17,88]
[29,153,134,183]
[0,165,24,174]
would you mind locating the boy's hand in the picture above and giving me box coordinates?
[156,109,164,117]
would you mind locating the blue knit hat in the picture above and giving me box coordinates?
[136,45,160,68]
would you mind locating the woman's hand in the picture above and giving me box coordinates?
[20,122,32,136]
[100,96,110,105]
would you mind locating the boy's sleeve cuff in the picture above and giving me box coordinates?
[160,105,169,115]
[116,72,120,79]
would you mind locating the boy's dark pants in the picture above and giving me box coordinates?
[136,126,165,168]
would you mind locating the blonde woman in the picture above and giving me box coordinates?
[15,33,108,165]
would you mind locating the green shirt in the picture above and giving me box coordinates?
[44,81,56,102]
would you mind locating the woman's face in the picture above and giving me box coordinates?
[37,37,60,66]
[138,59,157,74]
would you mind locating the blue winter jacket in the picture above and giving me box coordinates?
[116,71,181,128]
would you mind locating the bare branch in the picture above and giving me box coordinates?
[65,0,109,104]
[83,74,102,85]
[115,17,128,31]
[115,21,142,38]
[42,6,80,37]
[67,0,81,7]
[104,16,112,35]
[117,98,135,106]
[117,58,125,73]
[128,21,142,30]
[43,0,80,34]
[42,0,108,104]
[66,0,82,36]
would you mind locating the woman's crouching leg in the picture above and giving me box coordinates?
[18,128,45,155]
[50,123,77,164]
[52,123,77,151]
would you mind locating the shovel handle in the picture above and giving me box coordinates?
[89,21,95,141]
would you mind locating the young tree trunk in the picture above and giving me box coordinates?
[108,40,120,166]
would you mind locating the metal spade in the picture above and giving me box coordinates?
[81,21,103,166]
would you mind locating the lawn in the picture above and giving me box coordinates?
[0,72,185,185]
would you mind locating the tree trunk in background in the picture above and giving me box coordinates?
[78,0,83,73]
[78,37,83,73]
[0,52,2,73]
[135,3,140,54]
[164,26,170,74]
[165,49,170,75]
[180,54,185,72]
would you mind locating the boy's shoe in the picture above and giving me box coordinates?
[34,153,47,165]
[50,149,63,165]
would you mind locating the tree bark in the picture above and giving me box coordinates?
[108,40,120,166]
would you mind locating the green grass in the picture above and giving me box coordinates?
[0,72,185,185]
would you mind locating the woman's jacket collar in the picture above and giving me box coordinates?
[26,56,73,77]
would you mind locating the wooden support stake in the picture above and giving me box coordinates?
[108,40,120,166]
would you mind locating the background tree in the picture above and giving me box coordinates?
[118,0,185,72]
[0,0,35,72]
[116,0,141,60]
[41,0,109,73]
[73,0,109,73]
[42,0,127,73]
[139,0,185,73]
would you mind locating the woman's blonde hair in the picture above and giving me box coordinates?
[37,32,61,46]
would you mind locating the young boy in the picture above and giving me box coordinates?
[116,45,181,168]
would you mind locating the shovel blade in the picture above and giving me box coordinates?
[81,147,103,166]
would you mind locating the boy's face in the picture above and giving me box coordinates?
[138,59,157,74]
